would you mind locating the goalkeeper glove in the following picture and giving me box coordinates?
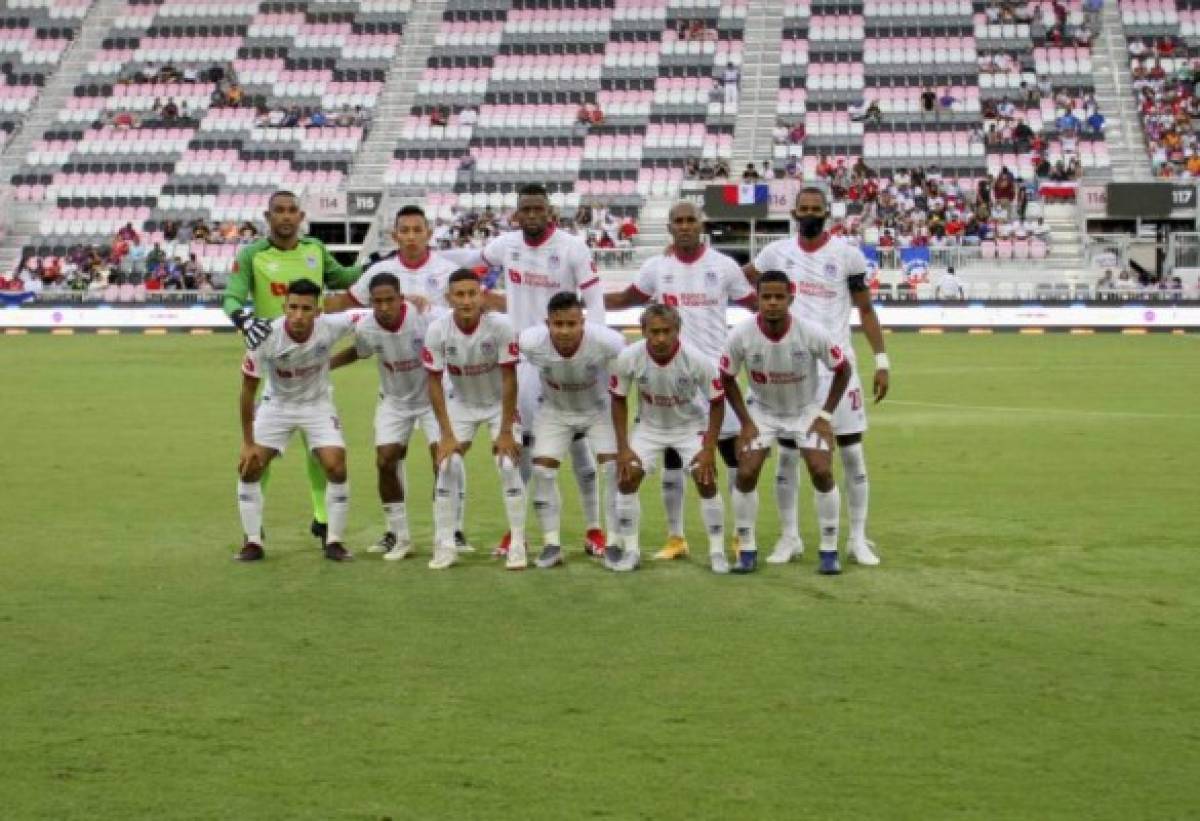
[230,309,271,350]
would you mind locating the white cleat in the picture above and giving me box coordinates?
[383,538,413,561]
[367,531,397,554]
[709,551,731,575]
[613,549,641,573]
[847,539,881,566]
[766,534,805,565]
[505,540,528,571]
[427,545,458,570]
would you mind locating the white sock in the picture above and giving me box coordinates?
[661,467,685,537]
[496,454,526,548]
[699,494,725,555]
[434,455,461,548]
[840,442,869,545]
[774,448,800,539]
[731,488,758,552]
[570,437,600,530]
[532,464,561,546]
[325,480,350,543]
[382,502,408,541]
[237,480,264,543]
[600,460,618,542]
[452,455,467,533]
[616,491,640,553]
[815,485,841,552]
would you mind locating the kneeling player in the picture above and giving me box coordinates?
[424,270,527,570]
[331,272,436,560]
[609,304,728,573]
[519,292,626,569]
[720,271,852,575]
[235,279,354,562]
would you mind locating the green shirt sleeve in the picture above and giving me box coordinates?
[222,244,258,318]
[320,242,363,289]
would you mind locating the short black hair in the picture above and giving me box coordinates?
[546,291,583,315]
[369,272,400,293]
[288,278,322,298]
[268,190,299,209]
[796,186,828,207]
[757,270,792,292]
[395,204,427,224]
[518,183,549,199]
[447,268,479,287]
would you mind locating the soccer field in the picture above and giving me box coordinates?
[3,332,1198,820]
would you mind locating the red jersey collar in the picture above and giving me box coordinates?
[399,249,431,270]
[673,245,705,265]
[523,224,557,249]
[756,313,791,342]
[797,232,831,253]
[648,340,681,366]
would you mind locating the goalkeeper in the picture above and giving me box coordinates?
[222,190,363,544]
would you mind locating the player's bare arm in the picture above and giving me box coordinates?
[809,360,852,450]
[604,286,652,311]
[609,392,641,484]
[691,399,724,486]
[238,373,266,477]
[494,365,520,464]
[427,375,461,465]
[721,372,758,454]
[482,291,506,312]
[328,347,359,370]
[851,287,889,403]
[741,262,761,286]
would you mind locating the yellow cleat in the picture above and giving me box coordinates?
[654,535,690,560]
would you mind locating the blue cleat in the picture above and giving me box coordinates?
[818,550,842,575]
[730,549,758,574]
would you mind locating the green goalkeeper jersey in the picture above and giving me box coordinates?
[222,236,363,320]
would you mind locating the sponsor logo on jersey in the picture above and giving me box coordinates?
[507,341,519,357]
[270,282,287,296]
[662,293,680,307]
[750,370,767,384]
[509,269,522,284]
[421,347,434,364]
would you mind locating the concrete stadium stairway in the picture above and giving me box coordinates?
[1093,1,1155,182]
[730,0,785,172]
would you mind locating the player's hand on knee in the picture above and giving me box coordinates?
[237,444,261,477]
[736,424,759,457]
[494,431,520,465]
[617,448,641,484]
[435,437,460,467]
[808,417,835,451]
[690,447,716,486]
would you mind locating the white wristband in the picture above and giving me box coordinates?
[874,352,890,370]
[817,409,833,422]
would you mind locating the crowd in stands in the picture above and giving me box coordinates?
[1128,37,1200,178]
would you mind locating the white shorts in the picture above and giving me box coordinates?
[820,364,868,436]
[446,398,522,445]
[254,400,345,454]
[744,402,829,453]
[629,426,707,474]
[531,409,617,461]
[374,399,440,448]
[517,360,543,441]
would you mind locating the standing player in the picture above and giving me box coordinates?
[719,271,852,575]
[604,200,755,560]
[744,186,889,566]
[519,292,625,569]
[223,190,363,546]
[234,280,355,562]
[329,272,433,560]
[326,204,474,552]
[449,184,609,558]
[423,270,527,571]
[609,304,728,573]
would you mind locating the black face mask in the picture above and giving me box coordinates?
[795,213,826,239]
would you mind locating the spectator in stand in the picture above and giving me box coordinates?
[773,123,789,144]
[741,163,760,181]
[921,87,937,115]
[938,88,957,114]
[935,266,965,300]
[865,99,882,125]
[722,62,740,109]
[431,106,449,127]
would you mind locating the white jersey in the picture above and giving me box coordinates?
[610,340,724,431]
[349,250,459,315]
[752,233,868,352]
[482,226,601,332]
[422,311,518,408]
[518,323,625,416]
[720,315,848,418]
[352,304,430,412]
[241,314,354,404]
[631,246,753,359]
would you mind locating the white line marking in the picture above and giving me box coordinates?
[886,399,1200,421]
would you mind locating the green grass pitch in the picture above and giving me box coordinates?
[2,332,1198,820]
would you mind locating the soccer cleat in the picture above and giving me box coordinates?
[653,535,690,561]
[505,540,528,571]
[383,538,413,562]
[602,545,624,571]
[614,548,641,573]
[492,530,512,558]
[367,531,396,554]
[584,528,606,557]
[709,551,730,575]
[818,550,842,575]
[428,545,458,570]
[323,541,353,562]
[730,549,758,574]
[847,539,881,566]
[454,530,475,554]
[234,541,265,562]
[766,535,804,565]
[536,544,564,569]
[310,519,328,546]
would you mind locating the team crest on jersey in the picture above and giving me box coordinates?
[750,353,764,365]
[676,376,692,390]
[704,269,718,285]
[662,273,674,284]
[447,345,458,356]
[426,275,439,290]
[822,262,839,280]
[480,340,496,355]
[585,363,599,376]
[411,337,423,352]
[547,254,561,271]
[790,347,808,360]
[306,255,318,270]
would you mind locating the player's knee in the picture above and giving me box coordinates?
[694,478,718,498]
[326,464,348,484]
[809,467,835,492]
[618,471,643,495]
[239,464,262,482]
[375,451,398,473]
